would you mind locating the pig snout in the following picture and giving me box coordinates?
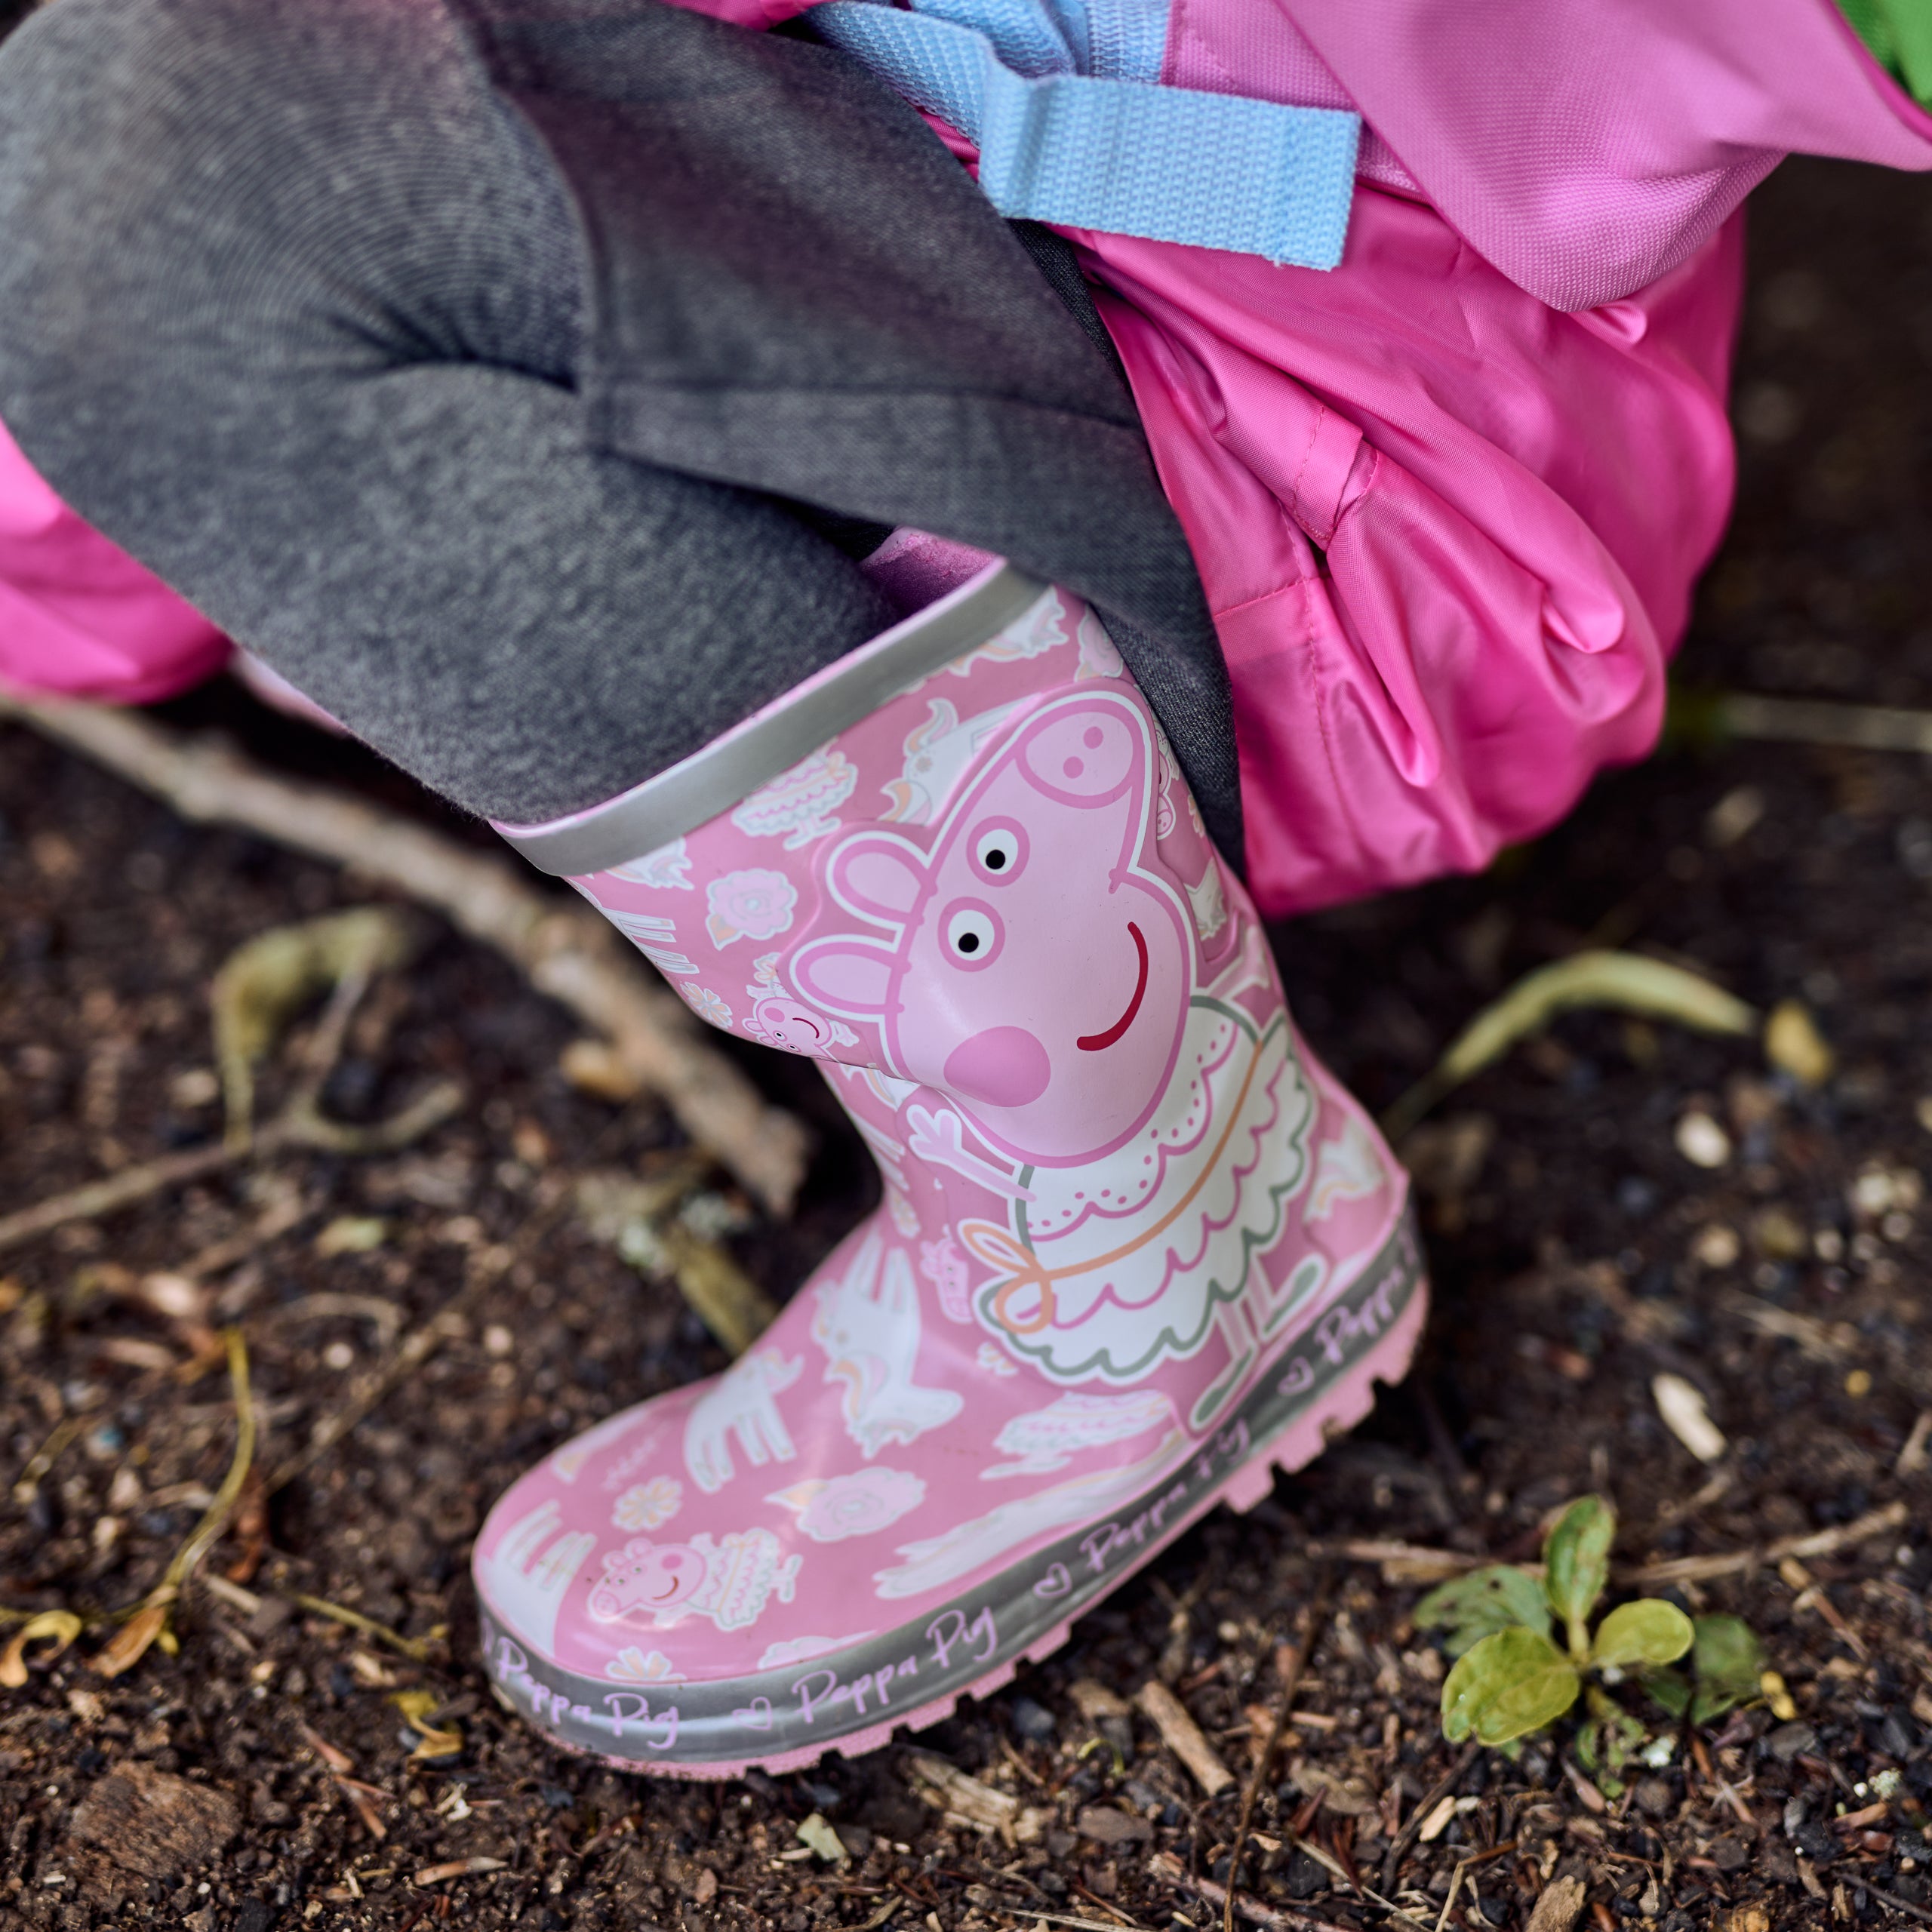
[943,1026,1052,1107]
[1019,710,1135,804]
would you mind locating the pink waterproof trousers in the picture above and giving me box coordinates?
[6,0,1930,916]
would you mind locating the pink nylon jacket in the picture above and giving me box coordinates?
[5,0,1930,914]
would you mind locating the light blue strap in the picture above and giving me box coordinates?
[910,0,1168,82]
[811,1,1358,268]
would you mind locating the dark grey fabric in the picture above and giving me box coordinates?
[0,0,900,823]
[0,0,1244,863]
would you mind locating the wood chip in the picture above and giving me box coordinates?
[902,1749,1044,1843]
[1069,1678,1132,1721]
[1898,1410,1932,1477]
[1525,1875,1587,1932]
[69,1764,241,1880]
[795,1813,848,1863]
[1134,1680,1234,1798]
[1284,1758,1377,1817]
[1651,1372,1727,1463]
[1075,1805,1152,1846]
[414,1859,507,1885]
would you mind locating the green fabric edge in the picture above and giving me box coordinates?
[1834,0,1932,109]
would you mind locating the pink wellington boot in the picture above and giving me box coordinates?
[474,561,1426,1777]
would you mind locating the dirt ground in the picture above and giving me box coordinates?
[4,150,1932,1932]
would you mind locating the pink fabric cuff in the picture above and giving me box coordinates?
[0,414,229,706]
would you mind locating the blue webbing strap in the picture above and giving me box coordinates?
[810,0,1358,268]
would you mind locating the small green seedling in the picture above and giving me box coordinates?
[1419,1497,1694,1748]
[1639,1612,1766,1726]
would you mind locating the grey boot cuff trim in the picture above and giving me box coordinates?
[496,561,1042,876]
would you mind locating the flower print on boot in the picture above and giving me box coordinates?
[476,561,1427,1776]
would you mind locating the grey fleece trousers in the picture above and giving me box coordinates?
[0,0,1242,859]
[0,0,903,823]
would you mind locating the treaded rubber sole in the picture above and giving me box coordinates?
[479,1208,1426,1778]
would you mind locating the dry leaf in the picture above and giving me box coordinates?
[390,1688,463,1760]
[1385,951,1755,1139]
[211,907,426,1147]
[558,1038,645,1102]
[795,1813,848,1863]
[0,1610,83,1687]
[314,1216,389,1257]
[1764,1000,1834,1088]
[94,1601,172,1679]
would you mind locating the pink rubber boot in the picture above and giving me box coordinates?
[475,563,1426,1777]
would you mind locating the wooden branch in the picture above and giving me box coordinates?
[2,693,808,1214]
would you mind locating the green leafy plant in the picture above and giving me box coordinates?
[1419,1497,1694,1749]
[1639,1612,1766,1725]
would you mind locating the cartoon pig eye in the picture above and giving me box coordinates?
[943,901,1003,970]
[970,820,1028,885]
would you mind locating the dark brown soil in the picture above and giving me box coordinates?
[3,157,1931,1932]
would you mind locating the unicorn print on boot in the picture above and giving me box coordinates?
[478,563,1426,1776]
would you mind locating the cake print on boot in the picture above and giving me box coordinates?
[477,562,1426,1775]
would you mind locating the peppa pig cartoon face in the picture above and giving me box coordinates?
[791,692,1193,1166]
[587,1537,704,1626]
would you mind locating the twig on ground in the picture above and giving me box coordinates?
[1709,689,1932,755]
[291,1593,442,1664]
[1147,1850,1352,1932]
[577,1162,778,1355]
[1068,1881,1145,1929]
[11,1412,91,1506]
[1226,1577,1331,1932]
[1301,1539,1490,1586]
[989,1912,1153,1932]
[1,692,808,1212]
[95,1326,257,1676]
[264,1245,506,1499]
[1310,1502,1908,1590]
[1856,1878,1932,1926]
[1433,1841,1521,1932]
[1625,1501,1908,1586]
[1380,1741,1481,1897]
[0,1067,463,1257]
[0,1145,238,1256]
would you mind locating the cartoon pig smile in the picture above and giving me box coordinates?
[792,692,1193,1166]
[592,1539,705,1617]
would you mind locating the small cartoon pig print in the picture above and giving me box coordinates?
[791,691,1193,1167]
[588,1528,801,1634]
